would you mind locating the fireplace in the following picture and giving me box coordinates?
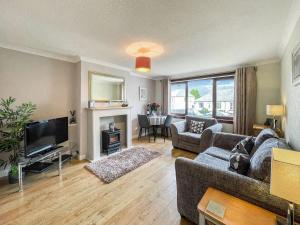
[102,129,121,155]
[86,107,131,161]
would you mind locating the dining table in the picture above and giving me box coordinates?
[147,115,167,141]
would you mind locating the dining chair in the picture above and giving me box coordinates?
[161,115,173,142]
[137,114,151,142]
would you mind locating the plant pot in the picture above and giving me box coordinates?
[8,171,25,184]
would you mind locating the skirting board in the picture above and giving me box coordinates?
[77,154,86,161]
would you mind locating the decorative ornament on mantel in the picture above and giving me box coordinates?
[126,41,164,73]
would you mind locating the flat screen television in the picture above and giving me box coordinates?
[24,117,68,158]
[55,117,68,144]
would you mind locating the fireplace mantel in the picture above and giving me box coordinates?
[86,107,132,161]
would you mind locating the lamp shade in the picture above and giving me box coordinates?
[266,105,284,116]
[270,148,300,205]
[135,56,151,73]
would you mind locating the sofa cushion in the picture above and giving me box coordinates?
[229,153,250,175]
[248,138,290,183]
[189,120,205,134]
[178,132,201,145]
[186,116,217,129]
[194,153,229,171]
[204,147,232,161]
[252,128,278,156]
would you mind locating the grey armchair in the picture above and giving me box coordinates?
[170,116,222,153]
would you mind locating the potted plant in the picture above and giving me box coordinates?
[148,102,160,116]
[0,97,36,184]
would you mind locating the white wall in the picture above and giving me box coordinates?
[281,16,300,150]
[256,62,281,124]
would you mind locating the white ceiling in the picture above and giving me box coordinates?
[0,0,297,77]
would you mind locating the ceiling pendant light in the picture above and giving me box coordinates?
[126,41,164,73]
[135,56,151,73]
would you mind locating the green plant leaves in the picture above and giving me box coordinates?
[0,97,36,169]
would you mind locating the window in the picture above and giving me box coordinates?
[170,82,186,114]
[188,79,213,117]
[170,75,235,122]
[216,78,234,118]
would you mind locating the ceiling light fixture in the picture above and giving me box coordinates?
[126,41,164,73]
[136,56,151,73]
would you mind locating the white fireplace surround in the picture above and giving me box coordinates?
[86,107,132,161]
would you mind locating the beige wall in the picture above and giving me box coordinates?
[0,47,76,120]
[281,16,300,150]
[154,80,163,106]
[256,62,281,124]
[0,47,156,162]
[0,47,77,176]
[77,61,156,158]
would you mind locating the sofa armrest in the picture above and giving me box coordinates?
[212,132,249,150]
[207,123,223,133]
[199,124,223,152]
[171,120,187,148]
[171,120,187,134]
[175,157,292,224]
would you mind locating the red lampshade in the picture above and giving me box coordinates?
[135,56,151,73]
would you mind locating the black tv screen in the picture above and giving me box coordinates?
[24,117,69,157]
[55,117,68,144]
[25,120,56,157]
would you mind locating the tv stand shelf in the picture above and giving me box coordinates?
[18,146,66,192]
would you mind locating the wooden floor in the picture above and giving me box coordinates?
[0,138,196,225]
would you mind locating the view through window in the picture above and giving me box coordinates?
[216,78,234,118]
[170,75,235,121]
[188,79,213,117]
[170,82,186,114]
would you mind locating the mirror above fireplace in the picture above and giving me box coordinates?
[88,72,125,102]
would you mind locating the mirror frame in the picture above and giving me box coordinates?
[88,71,126,102]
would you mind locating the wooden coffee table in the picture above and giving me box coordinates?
[197,187,277,225]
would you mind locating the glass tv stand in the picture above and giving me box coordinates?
[18,147,65,192]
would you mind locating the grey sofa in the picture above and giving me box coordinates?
[175,129,300,224]
[171,116,223,153]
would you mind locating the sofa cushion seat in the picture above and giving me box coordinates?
[194,153,230,171]
[178,132,201,145]
[203,147,232,161]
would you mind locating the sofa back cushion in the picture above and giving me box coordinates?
[247,138,290,183]
[232,137,255,155]
[252,128,278,156]
[186,116,217,129]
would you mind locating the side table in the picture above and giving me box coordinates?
[198,187,277,225]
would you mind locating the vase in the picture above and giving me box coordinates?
[151,110,157,116]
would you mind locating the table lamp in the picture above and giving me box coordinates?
[270,148,300,225]
[266,105,284,129]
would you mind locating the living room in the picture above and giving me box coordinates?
[0,1,300,225]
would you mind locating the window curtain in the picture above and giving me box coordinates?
[234,66,257,135]
[161,78,170,115]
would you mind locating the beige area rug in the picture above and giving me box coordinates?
[85,146,161,183]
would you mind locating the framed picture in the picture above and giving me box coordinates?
[292,42,300,86]
[139,87,147,101]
